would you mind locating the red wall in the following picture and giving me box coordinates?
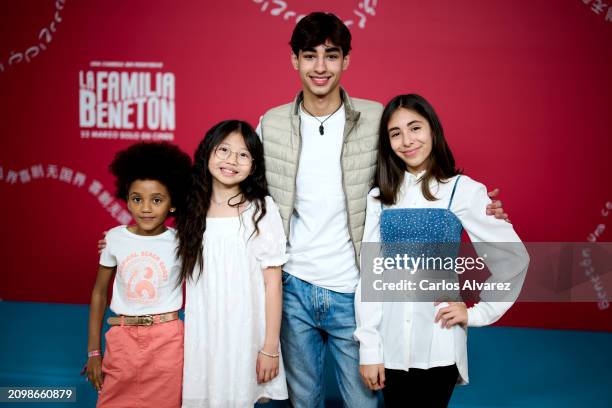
[1,0,610,330]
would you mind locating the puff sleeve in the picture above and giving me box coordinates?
[251,196,290,269]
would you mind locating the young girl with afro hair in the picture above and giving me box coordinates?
[86,141,191,408]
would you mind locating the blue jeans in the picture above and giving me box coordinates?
[281,272,378,408]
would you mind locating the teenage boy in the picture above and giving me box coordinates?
[258,11,381,408]
[258,11,507,407]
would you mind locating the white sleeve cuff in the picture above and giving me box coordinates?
[260,254,290,269]
[359,347,384,365]
[467,306,486,327]
[468,301,514,327]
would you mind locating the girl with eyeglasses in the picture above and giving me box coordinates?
[176,120,288,407]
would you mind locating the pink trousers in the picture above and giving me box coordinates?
[97,318,184,408]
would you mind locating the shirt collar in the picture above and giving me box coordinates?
[405,170,427,182]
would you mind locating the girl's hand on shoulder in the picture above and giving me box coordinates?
[434,301,468,329]
[86,356,104,391]
[256,351,279,384]
[359,364,385,391]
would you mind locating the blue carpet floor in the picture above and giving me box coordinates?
[0,301,610,407]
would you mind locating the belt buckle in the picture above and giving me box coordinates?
[138,315,154,326]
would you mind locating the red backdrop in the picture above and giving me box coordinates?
[1,0,610,330]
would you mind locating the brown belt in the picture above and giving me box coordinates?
[107,311,179,326]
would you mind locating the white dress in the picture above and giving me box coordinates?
[182,196,289,408]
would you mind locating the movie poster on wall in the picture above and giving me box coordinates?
[78,61,175,142]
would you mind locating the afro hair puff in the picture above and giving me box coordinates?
[109,142,192,215]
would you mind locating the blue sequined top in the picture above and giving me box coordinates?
[380,176,463,258]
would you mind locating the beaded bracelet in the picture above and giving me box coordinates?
[88,350,102,358]
[259,350,280,358]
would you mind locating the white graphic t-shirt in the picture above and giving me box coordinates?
[99,225,183,316]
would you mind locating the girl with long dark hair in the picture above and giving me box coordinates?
[177,120,288,407]
[354,95,529,407]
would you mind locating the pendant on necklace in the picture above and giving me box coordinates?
[319,124,324,135]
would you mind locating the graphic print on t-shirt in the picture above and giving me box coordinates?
[118,251,169,304]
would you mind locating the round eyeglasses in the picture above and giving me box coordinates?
[214,143,253,166]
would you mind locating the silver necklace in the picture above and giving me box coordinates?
[211,194,241,207]
[301,103,343,135]
[211,198,226,207]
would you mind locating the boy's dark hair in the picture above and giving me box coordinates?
[290,12,352,56]
[109,142,192,215]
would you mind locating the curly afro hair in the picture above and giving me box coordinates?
[109,142,192,215]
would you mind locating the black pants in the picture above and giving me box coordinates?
[382,364,459,408]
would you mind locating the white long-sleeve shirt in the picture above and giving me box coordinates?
[354,172,529,384]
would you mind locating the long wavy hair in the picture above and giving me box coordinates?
[375,94,461,205]
[176,120,269,283]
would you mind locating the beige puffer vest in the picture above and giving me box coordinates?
[260,89,383,262]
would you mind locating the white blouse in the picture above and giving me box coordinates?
[354,171,529,384]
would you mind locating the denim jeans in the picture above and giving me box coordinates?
[281,271,378,408]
